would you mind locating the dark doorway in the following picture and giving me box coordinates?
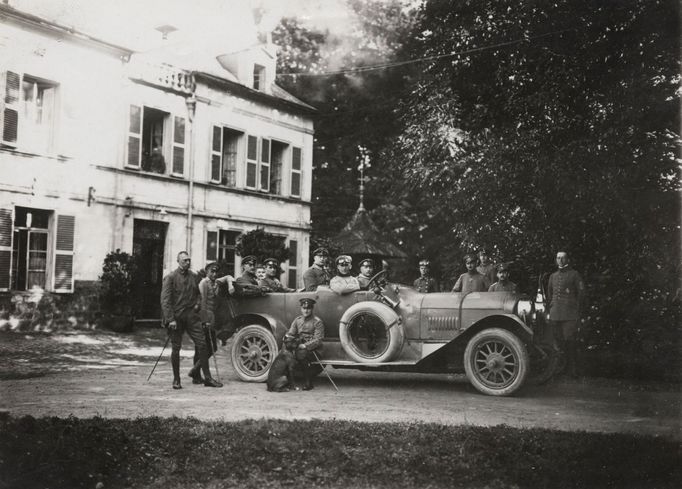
[132,219,167,319]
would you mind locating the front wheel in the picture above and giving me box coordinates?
[464,328,529,396]
[230,325,278,382]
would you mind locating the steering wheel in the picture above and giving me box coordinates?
[366,270,388,291]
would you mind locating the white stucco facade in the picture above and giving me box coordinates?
[0,4,314,313]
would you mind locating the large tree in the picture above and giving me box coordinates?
[390,0,680,377]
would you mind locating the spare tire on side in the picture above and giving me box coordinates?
[339,302,404,363]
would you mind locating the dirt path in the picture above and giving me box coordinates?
[0,329,680,441]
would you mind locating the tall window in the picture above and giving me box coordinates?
[253,64,266,91]
[210,126,242,187]
[127,104,185,176]
[270,141,288,195]
[0,207,75,293]
[206,229,240,276]
[288,239,298,289]
[1,71,58,153]
[291,147,302,198]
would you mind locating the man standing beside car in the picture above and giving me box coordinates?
[546,251,585,378]
[414,259,439,293]
[452,254,490,293]
[161,252,222,389]
[287,298,325,390]
[303,247,330,291]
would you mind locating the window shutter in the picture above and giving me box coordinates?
[246,135,258,189]
[291,147,302,197]
[210,125,222,183]
[206,230,218,261]
[260,138,270,191]
[0,208,13,291]
[127,104,142,168]
[53,214,75,293]
[172,116,185,176]
[1,71,20,146]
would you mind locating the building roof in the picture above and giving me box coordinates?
[333,206,407,259]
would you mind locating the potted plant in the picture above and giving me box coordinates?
[99,249,138,332]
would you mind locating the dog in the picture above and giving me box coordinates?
[267,334,300,392]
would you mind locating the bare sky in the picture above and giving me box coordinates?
[10,0,355,53]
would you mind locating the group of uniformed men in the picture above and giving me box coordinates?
[160,246,584,390]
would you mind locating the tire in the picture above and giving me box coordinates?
[464,328,529,396]
[339,302,403,363]
[528,344,561,385]
[230,325,278,382]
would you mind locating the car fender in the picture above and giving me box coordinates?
[234,312,288,344]
[455,313,534,346]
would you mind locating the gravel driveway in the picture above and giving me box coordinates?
[0,328,679,441]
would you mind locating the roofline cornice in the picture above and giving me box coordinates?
[0,4,133,58]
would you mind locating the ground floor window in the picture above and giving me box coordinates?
[0,206,75,292]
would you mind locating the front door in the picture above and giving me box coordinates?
[132,219,167,319]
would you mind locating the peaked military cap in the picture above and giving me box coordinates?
[464,254,477,263]
[312,247,329,257]
[299,298,316,307]
[263,257,279,267]
[497,262,510,272]
[418,259,430,267]
[359,258,374,267]
[241,255,257,266]
[335,255,352,266]
[205,261,219,272]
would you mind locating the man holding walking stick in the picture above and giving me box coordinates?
[160,252,223,390]
[188,262,235,384]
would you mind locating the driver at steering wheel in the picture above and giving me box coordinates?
[330,255,361,295]
[356,258,375,290]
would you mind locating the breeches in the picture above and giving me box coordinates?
[548,319,579,341]
[170,309,207,353]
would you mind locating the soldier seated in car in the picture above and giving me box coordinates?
[234,255,267,297]
[330,255,361,295]
[356,258,375,290]
[259,257,295,292]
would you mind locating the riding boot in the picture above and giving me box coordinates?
[171,349,182,389]
[565,340,578,378]
[200,348,223,387]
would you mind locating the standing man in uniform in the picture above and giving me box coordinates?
[330,255,361,294]
[477,249,496,285]
[356,258,375,290]
[414,259,439,293]
[488,262,518,293]
[303,247,330,291]
[452,254,490,293]
[160,252,223,389]
[259,257,295,292]
[234,255,266,297]
[287,298,325,390]
[547,251,586,378]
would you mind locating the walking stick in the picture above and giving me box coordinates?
[210,327,221,382]
[312,350,339,393]
[147,331,171,382]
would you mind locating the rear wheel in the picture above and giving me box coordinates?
[464,328,529,396]
[230,325,278,382]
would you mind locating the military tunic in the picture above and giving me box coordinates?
[488,281,518,293]
[357,274,372,290]
[235,271,263,297]
[303,264,329,291]
[330,275,361,295]
[452,271,490,294]
[287,314,325,351]
[477,263,496,285]
[414,276,439,293]
[258,276,294,292]
[547,267,584,321]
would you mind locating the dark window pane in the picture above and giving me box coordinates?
[211,154,221,182]
[172,147,184,174]
[292,147,301,170]
[247,135,258,160]
[3,109,18,143]
[128,136,140,167]
[174,117,185,144]
[291,172,301,197]
[212,126,221,152]
[246,162,257,188]
[129,105,141,134]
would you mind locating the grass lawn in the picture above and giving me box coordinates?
[0,415,679,489]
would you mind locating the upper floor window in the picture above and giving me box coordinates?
[126,104,185,176]
[291,147,302,198]
[211,126,242,187]
[206,229,240,276]
[1,71,58,154]
[253,64,266,91]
